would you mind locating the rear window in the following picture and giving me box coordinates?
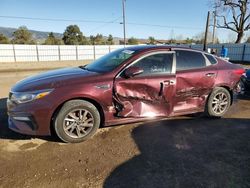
[176,50,206,71]
[205,54,217,64]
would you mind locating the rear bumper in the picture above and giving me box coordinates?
[240,77,250,95]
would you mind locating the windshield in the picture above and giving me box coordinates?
[84,48,135,73]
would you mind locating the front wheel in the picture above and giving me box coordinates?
[206,87,231,118]
[54,100,100,143]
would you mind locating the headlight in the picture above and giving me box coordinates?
[10,89,53,104]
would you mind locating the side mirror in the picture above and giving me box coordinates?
[124,66,144,78]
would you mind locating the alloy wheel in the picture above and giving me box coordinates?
[211,92,229,115]
[63,109,94,138]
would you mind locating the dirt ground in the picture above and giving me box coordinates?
[0,61,250,188]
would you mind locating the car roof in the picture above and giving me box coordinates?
[124,45,169,52]
[124,45,204,53]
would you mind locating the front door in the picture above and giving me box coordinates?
[113,51,176,118]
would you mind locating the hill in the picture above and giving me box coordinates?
[0,26,63,40]
[0,26,124,44]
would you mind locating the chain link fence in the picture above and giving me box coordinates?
[177,43,250,62]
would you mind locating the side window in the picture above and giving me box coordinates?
[176,50,206,71]
[129,53,173,76]
[205,54,217,64]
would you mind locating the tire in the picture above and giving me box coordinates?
[205,87,231,118]
[237,79,245,95]
[54,100,100,143]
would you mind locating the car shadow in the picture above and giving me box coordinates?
[0,98,59,142]
[237,94,250,100]
[104,117,250,188]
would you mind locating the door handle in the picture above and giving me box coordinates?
[163,80,175,86]
[160,80,175,96]
[206,73,216,77]
[159,82,164,96]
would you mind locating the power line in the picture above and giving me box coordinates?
[0,15,114,24]
[0,15,203,30]
[126,22,202,30]
[88,17,121,33]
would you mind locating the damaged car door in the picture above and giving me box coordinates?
[173,49,217,114]
[113,51,176,118]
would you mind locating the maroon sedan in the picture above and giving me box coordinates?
[7,46,244,143]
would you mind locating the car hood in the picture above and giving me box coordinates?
[11,67,100,92]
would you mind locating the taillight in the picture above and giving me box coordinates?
[233,69,245,75]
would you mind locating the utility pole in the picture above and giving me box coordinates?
[122,0,126,46]
[212,10,217,44]
[203,11,210,51]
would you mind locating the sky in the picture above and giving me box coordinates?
[0,0,246,42]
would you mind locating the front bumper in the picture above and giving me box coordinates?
[8,113,38,135]
[7,99,53,136]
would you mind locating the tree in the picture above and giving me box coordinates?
[193,32,220,44]
[185,37,195,44]
[247,36,250,42]
[0,33,9,44]
[44,32,63,45]
[127,37,139,45]
[95,34,104,45]
[214,0,250,43]
[89,34,106,45]
[107,34,114,45]
[12,26,35,44]
[62,25,87,45]
[193,32,207,44]
[89,35,95,45]
[148,36,156,44]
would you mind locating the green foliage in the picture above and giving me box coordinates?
[44,32,63,45]
[95,34,104,44]
[62,25,88,45]
[12,26,35,44]
[128,37,139,45]
[107,34,114,45]
[89,34,106,45]
[89,35,95,45]
[185,37,195,44]
[0,33,9,44]
[148,36,156,44]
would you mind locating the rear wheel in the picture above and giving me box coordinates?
[237,80,245,95]
[206,87,231,117]
[54,100,100,143]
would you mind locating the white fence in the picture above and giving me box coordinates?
[0,45,130,62]
[0,43,250,62]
